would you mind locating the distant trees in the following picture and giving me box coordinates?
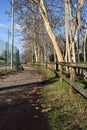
[14,0,64,63]
[13,0,87,63]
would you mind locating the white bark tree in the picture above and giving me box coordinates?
[65,0,71,62]
[13,0,86,63]
[33,0,64,62]
[65,0,85,62]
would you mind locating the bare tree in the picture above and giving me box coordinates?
[12,0,87,63]
[64,0,85,62]
[33,0,63,62]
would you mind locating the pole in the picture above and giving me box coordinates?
[11,0,14,69]
[6,29,10,65]
[5,42,7,65]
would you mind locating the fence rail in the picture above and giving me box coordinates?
[34,62,87,98]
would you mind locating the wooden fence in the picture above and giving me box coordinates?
[34,62,87,98]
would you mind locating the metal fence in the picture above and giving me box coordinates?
[0,40,20,70]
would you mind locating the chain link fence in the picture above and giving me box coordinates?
[0,40,20,70]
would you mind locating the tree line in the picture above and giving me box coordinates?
[13,0,87,63]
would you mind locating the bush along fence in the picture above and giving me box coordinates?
[0,41,20,70]
[34,62,87,98]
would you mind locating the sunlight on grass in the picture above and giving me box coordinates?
[34,65,87,130]
[36,66,87,130]
[42,81,87,130]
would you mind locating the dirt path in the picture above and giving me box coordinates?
[0,66,51,130]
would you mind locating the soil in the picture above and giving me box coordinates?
[0,66,51,130]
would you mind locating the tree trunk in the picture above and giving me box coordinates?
[65,0,71,62]
[32,1,38,62]
[33,0,63,62]
[68,1,76,62]
[84,30,87,62]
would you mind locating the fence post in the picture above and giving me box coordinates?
[55,62,58,77]
[16,49,20,68]
[45,62,47,69]
[60,64,63,82]
[70,67,76,94]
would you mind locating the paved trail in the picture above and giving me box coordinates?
[0,66,46,88]
[0,66,51,130]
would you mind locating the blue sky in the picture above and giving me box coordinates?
[0,0,10,41]
[0,0,23,53]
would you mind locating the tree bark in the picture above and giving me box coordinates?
[65,0,71,62]
[33,0,63,62]
[84,30,87,62]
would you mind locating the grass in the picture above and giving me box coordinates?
[0,68,18,76]
[36,66,87,130]
[0,69,11,76]
[76,79,87,89]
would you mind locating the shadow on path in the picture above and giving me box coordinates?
[0,85,52,130]
[0,77,57,92]
[0,76,57,130]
